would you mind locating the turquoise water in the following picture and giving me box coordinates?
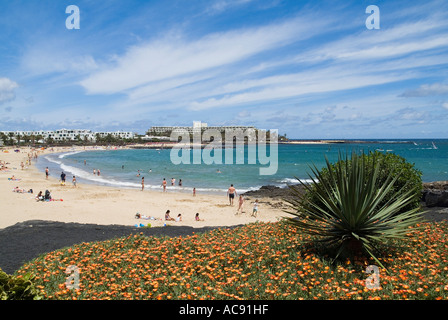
[36,140,448,195]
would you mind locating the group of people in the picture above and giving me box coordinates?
[227,184,260,217]
[161,177,184,192]
[59,171,77,187]
[135,210,204,222]
[140,177,185,192]
[35,190,52,201]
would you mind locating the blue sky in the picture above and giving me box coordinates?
[0,0,447,138]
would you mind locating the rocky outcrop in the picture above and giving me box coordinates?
[422,181,448,207]
[243,185,305,200]
[244,181,448,208]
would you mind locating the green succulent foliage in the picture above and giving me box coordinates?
[306,151,423,215]
[284,151,425,270]
[0,268,42,300]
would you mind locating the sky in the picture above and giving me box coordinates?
[0,0,447,139]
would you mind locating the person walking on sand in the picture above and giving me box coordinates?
[162,178,167,192]
[193,187,196,197]
[236,195,244,215]
[45,167,49,180]
[227,184,237,206]
[141,177,145,191]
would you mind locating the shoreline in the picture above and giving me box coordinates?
[0,146,288,230]
[1,145,446,230]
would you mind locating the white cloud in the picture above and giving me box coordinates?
[188,70,411,110]
[293,18,448,64]
[0,77,19,105]
[80,14,331,95]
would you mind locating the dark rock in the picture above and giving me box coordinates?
[243,185,306,199]
[424,190,448,207]
[422,181,448,207]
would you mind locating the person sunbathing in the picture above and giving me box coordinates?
[12,186,25,193]
[135,213,159,220]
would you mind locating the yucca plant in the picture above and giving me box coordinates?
[284,151,424,270]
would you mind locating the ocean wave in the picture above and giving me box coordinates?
[58,150,85,159]
[59,164,141,189]
[279,178,314,185]
[44,155,62,165]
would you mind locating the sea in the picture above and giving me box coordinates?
[35,139,448,195]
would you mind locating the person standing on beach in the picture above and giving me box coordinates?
[236,195,244,214]
[45,167,49,180]
[72,176,77,188]
[252,199,259,218]
[193,187,196,197]
[162,178,167,192]
[141,177,145,191]
[227,184,237,206]
[60,172,66,186]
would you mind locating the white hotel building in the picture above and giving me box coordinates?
[148,121,256,135]
[1,129,135,143]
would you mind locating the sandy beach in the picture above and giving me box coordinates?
[0,146,288,230]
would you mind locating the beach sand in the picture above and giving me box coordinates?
[0,146,288,230]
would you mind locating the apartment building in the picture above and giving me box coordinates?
[1,129,134,143]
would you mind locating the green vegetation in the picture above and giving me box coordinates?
[285,151,424,269]
[12,220,448,300]
[0,268,42,300]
